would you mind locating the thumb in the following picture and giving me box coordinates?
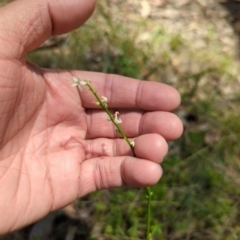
[0,0,95,59]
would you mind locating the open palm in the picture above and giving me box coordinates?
[0,0,183,234]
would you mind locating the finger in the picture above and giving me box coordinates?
[86,110,183,141]
[85,134,168,163]
[71,71,181,111]
[0,0,95,59]
[79,156,162,197]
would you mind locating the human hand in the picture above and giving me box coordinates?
[0,0,183,234]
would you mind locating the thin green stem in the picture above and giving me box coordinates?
[86,82,135,155]
[84,80,152,240]
[146,187,153,240]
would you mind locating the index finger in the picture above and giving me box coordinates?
[71,71,181,111]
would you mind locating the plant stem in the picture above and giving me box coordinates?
[85,82,135,154]
[84,81,152,240]
[146,187,153,240]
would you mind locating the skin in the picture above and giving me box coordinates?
[0,0,183,234]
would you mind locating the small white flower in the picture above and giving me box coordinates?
[94,96,108,107]
[72,76,87,91]
[101,96,108,103]
[93,101,100,106]
[101,96,108,107]
[130,141,135,147]
[113,111,122,124]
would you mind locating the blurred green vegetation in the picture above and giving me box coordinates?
[3,0,240,239]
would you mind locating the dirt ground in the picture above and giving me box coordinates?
[112,0,239,56]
